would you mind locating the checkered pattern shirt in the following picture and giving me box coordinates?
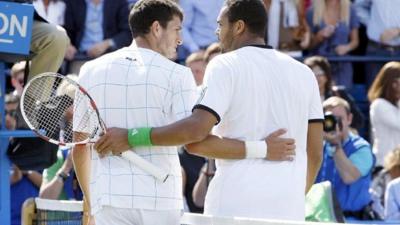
[74,46,198,213]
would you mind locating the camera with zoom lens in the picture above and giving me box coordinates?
[323,112,343,132]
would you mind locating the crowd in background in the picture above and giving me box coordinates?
[2,0,400,224]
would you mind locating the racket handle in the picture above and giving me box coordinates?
[120,151,169,183]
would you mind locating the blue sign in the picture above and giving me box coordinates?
[0,2,33,55]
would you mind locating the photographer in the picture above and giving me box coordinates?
[316,96,377,220]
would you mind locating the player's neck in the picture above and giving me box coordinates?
[134,37,161,54]
[235,36,266,50]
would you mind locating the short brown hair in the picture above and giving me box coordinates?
[323,96,351,115]
[304,56,333,94]
[368,61,400,103]
[129,0,183,38]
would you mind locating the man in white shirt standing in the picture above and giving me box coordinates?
[72,1,197,225]
[95,0,323,221]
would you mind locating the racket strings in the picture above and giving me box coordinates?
[22,75,103,145]
[72,92,103,143]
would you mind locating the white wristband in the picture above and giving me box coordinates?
[245,141,267,159]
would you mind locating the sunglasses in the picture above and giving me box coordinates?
[6,109,17,118]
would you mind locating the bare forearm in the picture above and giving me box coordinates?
[72,146,91,203]
[306,154,322,193]
[39,179,64,199]
[185,135,245,159]
[192,173,209,207]
[25,171,43,188]
[347,29,359,51]
[306,123,323,194]
[151,111,216,146]
[333,147,360,184]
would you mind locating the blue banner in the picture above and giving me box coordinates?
[0,2,33,55]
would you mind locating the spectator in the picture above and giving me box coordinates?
[4,94,19,131]
[304,55,365,131]
[192,159,216,208]
[385,176,400,221]
[370,146,400,219]
[368,62,400,168]
[179,149,206,213]
[39,148,82,200]
[354,0,400,87]
[316,96,377,220]
[33,0,66,25]
[180,47,219,212]
[1,1,69,81]
[306,0,360,89]
[265,0,310,55]
[185,51,206,86]
[10,165,42,225]
[63,0,131,74]
[178,0,225,61]
[10,62,26,96]
[384,147,400,220]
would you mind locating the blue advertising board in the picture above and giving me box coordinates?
[0,1,33,55]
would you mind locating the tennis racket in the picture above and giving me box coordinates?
[20,72,169,182]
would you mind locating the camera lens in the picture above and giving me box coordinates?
[323,112,337,132]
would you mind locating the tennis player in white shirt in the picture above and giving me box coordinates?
[95,0,317,222]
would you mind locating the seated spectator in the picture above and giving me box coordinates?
[2,1,69,81]
[370,146,400,219]
[383,147,400,220]
[33,0,66,25]
[177,0,224,61]
[368,62,400,168]
[63,0,131,74]
[185,51,206,86]
[385,176,400,221]
[4,94,19,130]
[10,61,26,96]
[304,55,365,131]
[316,96,377,220]
[306,0,359,89]
[354,0,400,87]
[39,147,82,200]
[10,165,42,225]
[265,0,310,55]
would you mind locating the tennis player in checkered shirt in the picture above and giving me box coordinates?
[91,0,303,224]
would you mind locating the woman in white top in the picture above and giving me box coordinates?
[33,0,66,26]
[368,62,400,167]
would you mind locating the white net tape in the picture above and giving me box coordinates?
[33,198,396,225]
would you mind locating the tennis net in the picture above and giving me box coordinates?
[22,198,396,225]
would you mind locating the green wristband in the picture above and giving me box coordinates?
[128,127,153,147]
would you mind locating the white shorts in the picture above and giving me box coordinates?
[94,206,182,225]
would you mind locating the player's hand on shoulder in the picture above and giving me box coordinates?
[94,127,130,157]
[265,128,296,161]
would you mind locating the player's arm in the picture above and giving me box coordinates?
[185,128,295,160]
[95,109,295,160]
[72,132,91,212]
[305,121,323,194]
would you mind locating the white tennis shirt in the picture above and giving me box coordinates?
[74,46,198,214]
[195,45,323,220]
